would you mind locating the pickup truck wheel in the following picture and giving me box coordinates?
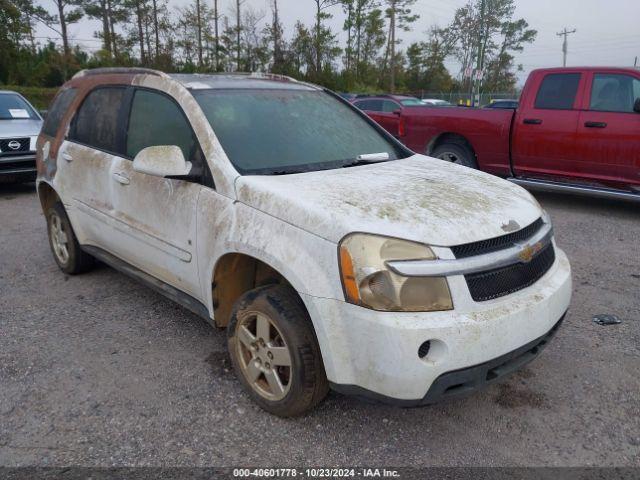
[46,202,94,274]
[432,143,478,169]
[227,284,329,417]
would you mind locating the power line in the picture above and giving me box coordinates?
[557,27,576,67]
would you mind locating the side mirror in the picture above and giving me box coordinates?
[393,109,402,116]
[634,98,640,113]
[133,145,192,178]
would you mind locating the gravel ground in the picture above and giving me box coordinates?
[0,183,639,468]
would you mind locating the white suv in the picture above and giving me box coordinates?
[36,68,572,416]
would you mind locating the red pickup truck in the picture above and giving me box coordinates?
[352,67,640,200]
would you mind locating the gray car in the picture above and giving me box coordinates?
[0,90,43,183]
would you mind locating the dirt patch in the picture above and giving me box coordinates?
[205,350,233,378]
[494,382,547,409]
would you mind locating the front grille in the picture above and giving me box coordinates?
[0,157,36,172]
[0,138,30,154]
[465,243,556,302]
[452,218,544,259]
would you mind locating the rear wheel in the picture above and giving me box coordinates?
[227,284,329,417]
[46,202,94,274]
[432,142,477,168]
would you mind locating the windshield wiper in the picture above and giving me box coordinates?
[269,169,307,175]
[342,152,391,168]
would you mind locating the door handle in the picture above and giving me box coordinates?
[61,152,73,162]
[584,121,607,128]
[113,172,130,185]
[523,118,543,125]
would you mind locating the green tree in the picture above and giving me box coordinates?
[51,0,84,56]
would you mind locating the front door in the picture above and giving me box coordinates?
[353,98,401,138]
[574,71,640,191]
[109,88,203,299]
[512,72,583,182]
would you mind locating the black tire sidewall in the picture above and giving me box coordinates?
[227,285,328,417]
[432,143,477,168]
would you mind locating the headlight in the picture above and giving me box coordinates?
[338,233,453,312]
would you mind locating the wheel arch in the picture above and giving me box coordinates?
[37,181,61,213]
[211,252,301,329]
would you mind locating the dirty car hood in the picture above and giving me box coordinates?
[235,155,542,246]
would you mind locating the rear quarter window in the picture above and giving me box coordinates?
[42,88,77,137]
[534,73,581,110]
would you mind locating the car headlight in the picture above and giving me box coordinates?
[338,233,453,312]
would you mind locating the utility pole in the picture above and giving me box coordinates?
[236,0,241,71]
[473,0,486,106]
[557,27,576,67]
[389,0,396,93]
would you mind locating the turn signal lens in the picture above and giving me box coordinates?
[338,234,453,312]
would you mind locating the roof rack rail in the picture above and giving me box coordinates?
[183,72,299,83]
[72,67,169,79]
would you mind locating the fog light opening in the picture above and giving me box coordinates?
[418,341,431,359]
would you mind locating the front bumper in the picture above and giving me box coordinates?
[331,313,564,406]
[301,247,572,402]
[0,153,37,180]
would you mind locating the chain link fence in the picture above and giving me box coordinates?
[405,91,519,107]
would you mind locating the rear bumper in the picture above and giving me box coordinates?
[330,313,565,406]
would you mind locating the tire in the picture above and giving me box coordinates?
[431,142,478,169]
[46,202,94,274]
[227,284,329,417]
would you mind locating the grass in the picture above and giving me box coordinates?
[2,85,59,110]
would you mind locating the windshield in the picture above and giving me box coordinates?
[400,98,426,107]
[193,89,405,175]
[0,94,38,120]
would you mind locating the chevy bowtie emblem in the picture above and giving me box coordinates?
[518,241,543,263]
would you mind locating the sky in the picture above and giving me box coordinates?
[34,0,640,86]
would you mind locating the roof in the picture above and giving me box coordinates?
[170,73,319,91]
[531,66,640,73]
[71,68,319,91]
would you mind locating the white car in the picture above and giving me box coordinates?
[421,99,453,106]
[36,69,572,416]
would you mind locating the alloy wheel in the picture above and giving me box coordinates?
[49,212,70,265]
[235,311,292,401]
[437,151,460,163]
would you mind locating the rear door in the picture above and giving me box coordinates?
[108,88,204,299]
[512,71,584,181]
[61,86,129,250]
[574,71,640,190]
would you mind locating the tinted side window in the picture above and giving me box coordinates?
[70,87,126,153]
[534,73,581,110]
[382,100,399,113]
[354,100,380,111]
[126,89,196,162]
[590,74,640,113]
[42,88,77,137]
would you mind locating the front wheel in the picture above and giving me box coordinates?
[227,285,329,417]
[431,142,478,169]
